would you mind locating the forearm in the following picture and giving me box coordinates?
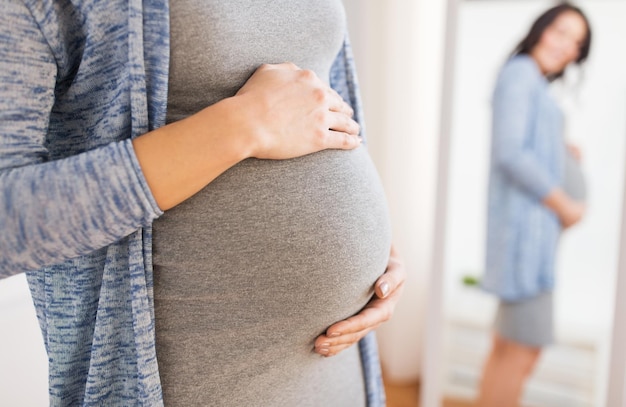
[132,97,252,210]
[496,152,557,200]
[492,57,556,200]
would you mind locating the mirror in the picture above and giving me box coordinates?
[441,1,626,406]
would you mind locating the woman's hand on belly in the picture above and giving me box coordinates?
[133,63,361,211]
[314,244,406,357]
[236,62,362,159]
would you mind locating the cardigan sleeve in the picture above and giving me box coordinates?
[0,1,162,277]
[491,57,559,200]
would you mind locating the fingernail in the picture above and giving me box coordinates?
[318,348,330,354]
[319,342,330,348]
[329,332,340,338]
[379,282,389,298]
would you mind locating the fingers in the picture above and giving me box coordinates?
[326,110,360,136]
[240,61,363,158]
[374,247,406,299]
[324,131,361,150]
[330,301,388,335]
[313,300,389,357]
[327,88,354,117]
[314,330,371,357]
[313,245,407,357]
[257,62,301,72]
[314,326,373,357]
[254,63,355,125]
[322,89,360,150]
[264,65,353,118]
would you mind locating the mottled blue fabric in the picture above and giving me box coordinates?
[329,40,385,407]
[482,55,565,301]
[0,0,384,405]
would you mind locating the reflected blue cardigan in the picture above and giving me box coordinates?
[482,55,565,302]
[0,1,384,405]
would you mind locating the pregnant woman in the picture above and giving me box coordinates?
[0,1,404,406]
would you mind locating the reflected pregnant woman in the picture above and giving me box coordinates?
[477,3,591,407]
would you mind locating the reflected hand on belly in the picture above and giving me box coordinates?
[314,244,405,357]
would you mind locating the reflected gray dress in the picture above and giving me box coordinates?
[495,151,586,348]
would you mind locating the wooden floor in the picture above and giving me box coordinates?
[384,379,473,407]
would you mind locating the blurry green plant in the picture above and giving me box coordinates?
[461,274,481,287]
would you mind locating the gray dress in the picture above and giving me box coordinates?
[151,1,392,406]
[495,151,586,348]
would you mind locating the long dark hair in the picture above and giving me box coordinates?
[513,2,592,81]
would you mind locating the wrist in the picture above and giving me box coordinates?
[220,93,265,160]
[197,96,255,162]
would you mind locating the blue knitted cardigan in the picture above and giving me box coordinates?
[482,55,565,301]
[0,1,384,405]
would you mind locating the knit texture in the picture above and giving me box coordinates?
[482,55,565,301]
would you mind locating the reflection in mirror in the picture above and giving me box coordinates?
[442,1,626,406]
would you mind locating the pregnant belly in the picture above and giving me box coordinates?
[153,145,391,333]
[151,146,391,404]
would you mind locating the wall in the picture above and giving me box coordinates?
[0,275,48,406]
